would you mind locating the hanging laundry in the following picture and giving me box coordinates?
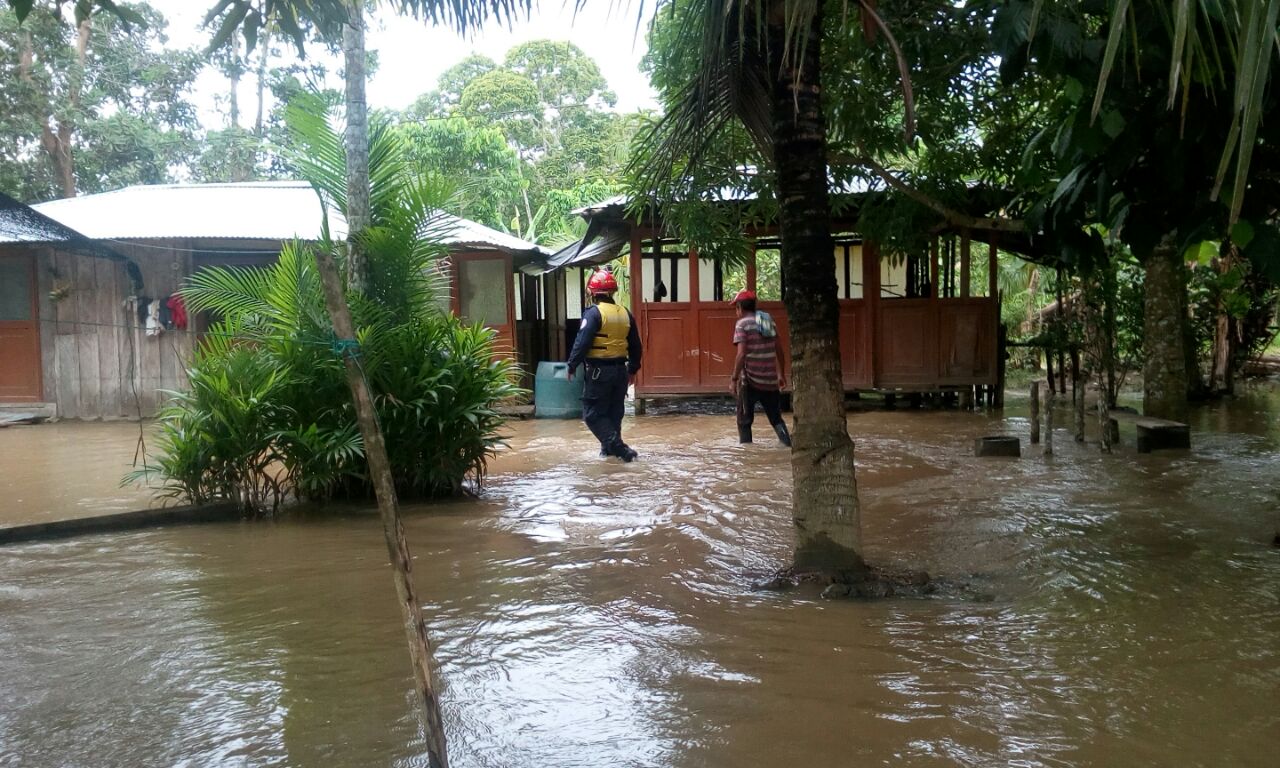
[145,299,164,337]
[135,296,153,325]
[165,294,188,330]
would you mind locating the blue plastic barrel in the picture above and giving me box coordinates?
[534,361,585,418]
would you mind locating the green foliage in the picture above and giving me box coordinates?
[397,115,525,231]
[0,2,201,200]
[131,99,522,514]
[398,40,637,244]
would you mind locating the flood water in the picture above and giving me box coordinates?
[0,421,155,526]
[2,387,1279,767]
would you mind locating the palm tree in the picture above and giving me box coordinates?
[632,0,916,577]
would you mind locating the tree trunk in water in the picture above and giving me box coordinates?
[767,5,866,575]
[1142,243,1189,421]
[1209,256,1236,395]
[343,1,371,294]
[1101,259,1118,407]
[312,249,450,768]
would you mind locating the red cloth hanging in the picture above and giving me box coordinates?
[166,294,188,330]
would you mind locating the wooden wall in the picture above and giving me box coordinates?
[36,240,196,420]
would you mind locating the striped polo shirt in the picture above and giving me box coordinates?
[733,314,779,390]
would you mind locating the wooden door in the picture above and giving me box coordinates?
[456,253,516,356]
[0,252,42,401]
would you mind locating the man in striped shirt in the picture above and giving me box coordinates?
[730,290,792,446]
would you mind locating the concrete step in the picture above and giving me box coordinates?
[1108,411,1190,453]
[0,403,56,426]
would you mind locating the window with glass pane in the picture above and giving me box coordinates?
[460,258,508,326]
[0,258,33,321]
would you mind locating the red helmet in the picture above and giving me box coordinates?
[731,289,757,305]
[588,269,618,294]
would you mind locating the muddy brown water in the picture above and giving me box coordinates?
[2,388,1279,767]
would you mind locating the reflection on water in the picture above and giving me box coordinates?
[2,389,1280,767]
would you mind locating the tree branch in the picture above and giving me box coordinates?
[833,150,1028,234]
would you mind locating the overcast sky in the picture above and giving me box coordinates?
[148,0,660,128]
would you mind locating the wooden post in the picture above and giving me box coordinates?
[960,229,971,297]
[960,387,973,410]
[314,248,450,768]
[929,236,939,300]
[1071,348,1081,405]
[1098,385,1112,454]
[1030,380,1040,444]
[629,228,644,396]
[994,322,1006,408]
[1074,377,1086,442]
[1045,350,1054,397]
[865,240,881,388]
[1044,389,1055,456]
[988,234,998,299]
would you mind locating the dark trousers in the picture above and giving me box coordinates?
[582,362,628,449]
[736,382,784,441]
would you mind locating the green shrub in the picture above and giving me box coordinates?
[128,100,523,514]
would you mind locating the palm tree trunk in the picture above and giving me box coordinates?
[343,0,370,293]
[767,3,866,576]
[1142,240,1189,421]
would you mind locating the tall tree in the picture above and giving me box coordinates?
[0,2,201,201]
[408,41,634,241]
[994,0,1280,421]
[633,0,917,575]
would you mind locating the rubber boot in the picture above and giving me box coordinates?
[607,435,636,463]
[738,425,753,444]
[773,421,792,447]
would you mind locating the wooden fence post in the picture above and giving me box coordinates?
[1074,380,1086,442]
[1098,391,1112,454]
[1030,380,1040,444]
[314,248,450,768]
[1044,389,1055,456]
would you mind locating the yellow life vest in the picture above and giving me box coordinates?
[588,301,630,359]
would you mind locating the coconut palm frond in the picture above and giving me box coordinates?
[630,0,915,200]
[204,0,541,55]
[1092,0,1280,223]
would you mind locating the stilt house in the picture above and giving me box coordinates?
[550,197,1008,404]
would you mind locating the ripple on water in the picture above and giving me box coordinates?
[3,403,1280,766]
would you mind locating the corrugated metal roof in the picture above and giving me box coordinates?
[32,181,337,242]
[435,212,549,257]
[28,181,549,257]
[0,191,92,244]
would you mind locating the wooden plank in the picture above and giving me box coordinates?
[97,259,124,418]
[75,253,101,418]
[54,334,80,419]
[37,248,58,403]
[54,249,78,336]
[138,295,162,416]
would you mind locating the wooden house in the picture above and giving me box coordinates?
[0,182,552,420]
[552,197,1006,405]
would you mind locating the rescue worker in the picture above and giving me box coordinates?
[567,268,643,461]
[730,289,792,446]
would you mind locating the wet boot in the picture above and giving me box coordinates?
[738,425,753,444]
[606,435,637,463]
[773,421,792,447]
